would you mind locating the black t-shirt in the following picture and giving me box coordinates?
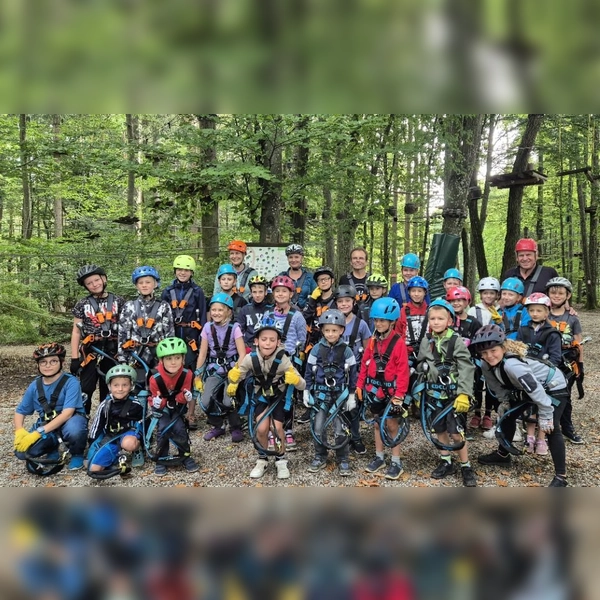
[339,272,369,301]
[503,264,559,296]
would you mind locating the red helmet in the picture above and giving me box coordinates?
[515,238,538,253]
[445,286,471,303]
[227,240,247,254]
[271,275,295,292]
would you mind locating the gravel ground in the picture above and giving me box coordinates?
[2,310,599,488]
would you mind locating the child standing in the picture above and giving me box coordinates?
[196,293,247,442]
[237,275,274,350]
[498,277,530,339]
[215,264,248,319]
[442,269,463,292]
[468,277,502,326]
[389,253,421,307]
[227,319,306,480]
[149,337,199,475]
[304,310,358,476]
[396,276,429,366]
[302,266,336,351]
[360,274,388,331]
[357,298,410,479]
[416,299,477,487]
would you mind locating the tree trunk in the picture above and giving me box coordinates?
[20,114,33,240]
[587,117,599,308]
[291,115,309,244]
[258,117,283,244]
[125,114,140,232]
[52,114,64,238]
[500,114,544,275]
[323,184,335,266]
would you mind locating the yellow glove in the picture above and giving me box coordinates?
[227,383,238,397]
[229,365,242,383]
[14,428,28,450]
[488,305,502,324]
[194,377,204,393]
[284,367,301,386]
[15,430,41,453]
[453,394,470,413]
[310,287,322,300]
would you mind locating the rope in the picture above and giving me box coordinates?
[0,299,72,322]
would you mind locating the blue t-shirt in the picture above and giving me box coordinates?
[342,315,372,363]
[16,374,85,418]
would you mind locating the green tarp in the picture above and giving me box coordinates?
[423,233,460,300]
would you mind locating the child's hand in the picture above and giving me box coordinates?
[453,394,470,413]
[229,365,242,383]
[284,368,301,386]
[356,388,363,402]
[15,430,41,452]
[194,377,204,393]
[310,288,322,300]
[14,428,28,450]
[303,390,314,407]
[345,393,356,412]
[227,383,238,397]
[69,358,81,375]
[152,396,163,409]
[183,390,193,403]
[539,418,554,433]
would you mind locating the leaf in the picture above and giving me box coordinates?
[496,479,508,487]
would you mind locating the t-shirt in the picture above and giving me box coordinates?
[201,321,243,367]
[548,311,582,346]
[342,315,372,363]
[16,374,85,417]
[503,265,559,296]
[72,293,125,336]
[339,272,369,302]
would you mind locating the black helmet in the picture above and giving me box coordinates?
[313,266,334,281]
[471,325,506,351]
[33,343,67,361]
[77,264,106,286]
[334,285,357,301]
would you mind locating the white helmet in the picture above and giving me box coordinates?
[476,277,501,292]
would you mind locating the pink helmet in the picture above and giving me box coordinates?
[515,238,538,253]
[524,293,551,308]
[271,275,295,292]
[445,286,471,303]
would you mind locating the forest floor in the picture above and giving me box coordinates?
[1,310,599,488]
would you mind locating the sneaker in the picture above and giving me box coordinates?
[351,440,367,455]
[512,427,523,442]
[307,457,327,473]
[285,432,298,451]
[68,455,84,471]
[250,458,269,479]
[267,432,275,451]
[548,475,568,487]
[563,430,584,444]
[187,416,199,431]
[482,426,497,440]
[385,461,404,480]
[525,435,536,454]
[431,459,457,479]
[183,457,199,473]
[481,415,494,430]
[469,414,481,429]
[203,427,225,441]
[338,461,352,476]
[365,456,386,473]
[276,459,290,479]
[231,429,244,443]
[477,450,511,466]
[535,439,548,455]
[461,466,477,487]
[296,408,311,424]
[154,464,168,476]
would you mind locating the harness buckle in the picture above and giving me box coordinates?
[174,316,183,324]
[324,376,337,389]
[100,330,112,338]
[438,374,452,386]
[216,357,228,367]
[140,336,151,345]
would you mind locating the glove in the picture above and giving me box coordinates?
[303,390,314,408]
[194,377,204,393]
[15,430,42,453]
[453,394,470,413]
[298,351,306,362]
[577,362,584,382]
[228,365,242,383]
[227,383,239,397]
[284,368,301,386]
[14,428,28,450]
[183,390,193,403]
[539,418,554,434]
[356,388,363,402]
[69,358,81,375]
[152,396,163,409]
[310,287,322,300]
[345,393,356,412]
[488,305,502,324]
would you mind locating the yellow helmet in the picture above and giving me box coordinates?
[173,255,196,271]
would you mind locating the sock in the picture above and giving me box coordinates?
[461,461,471,468]
[275,454,285,461]
[440,454,452,464]
[376,451,385,460]
[391,456,401,465]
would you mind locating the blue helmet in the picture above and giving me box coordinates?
[407,276,429,291]
[428,298,455,318]
[210,292,234,309]
[132,266,160,286]
[254,315,281,338]
[400,253,421,270]
[371,298,401,321]
[217,264,237,279]
[501,277,525,295]
[443,268,463,282]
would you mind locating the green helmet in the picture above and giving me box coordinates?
[156,337,188,358]
[105,364,137,385]
[366,274,389,288]
[173,255,196,271]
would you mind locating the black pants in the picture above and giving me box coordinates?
[79,357,109,415]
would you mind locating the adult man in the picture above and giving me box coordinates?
[279,243,316,309]
[503,239,559,297]
[339,247,370,303]
[213,240,258,301]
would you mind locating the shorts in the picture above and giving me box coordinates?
[429,400,466,435]
[254,394,286,423]
[90,430,140,467]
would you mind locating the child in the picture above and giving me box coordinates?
[442,268,463,292]
[196,293,247,442]
[227,319,306,479]
[161,255,207,430]
[357,298,410,479]
[215,264,248,319]
[237,275,274,350]
[335,285,372,455]
[71,264,125,415]
[88,364,144,477]
[279,243,316,309]
[416,299,477,487]
[360,274,388,331]
[389,253,421,306]
[546,277,585,444]
[14,343,88,472]
[213,240,258,301]
[468,277,502,326]
[498,277,530,339]
[118,266,174,379]
[396,276,429,366]
[304,309,358,476]
[474,325,570,487]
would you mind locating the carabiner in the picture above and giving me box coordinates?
[324,376,337,389]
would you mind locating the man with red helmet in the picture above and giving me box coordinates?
[213,240,258,301]
[503,238,559,297]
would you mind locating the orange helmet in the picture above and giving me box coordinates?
[228,240,247,254]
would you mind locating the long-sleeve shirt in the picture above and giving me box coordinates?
[234,350,306,395]
[118,295,174,353]
[89,394,144,440]
[148,364,194,408]
[305,339,357,393]
[517,321,563,367]
[161,279,207,343]
[262,307,307,355]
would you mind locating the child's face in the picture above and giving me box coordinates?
[83,274,106,295]
[402,267,418,282]
[287,253,303,269]
[219,274,236,292]
[479,345,505,367]
[109,376,132,400]
[321,323,344,344]
[229,251,245,268]
[256,330,279,356]
[527,305,549,323]
[547,286,569,307]
[368,286,385,299]
[210,303,231,324]
[409,287,426,304]
[316,274,333,291]
[428,307,452,334]
[449,298,469,315]
[136,276,157,295]
[373,318,393,334]
[175,268,192,283]
[443,278,461,290]
[501,290,521,306]
[37,357,62,377]
[162,354,184,374]
[480,290,498,306]
[273,286,292,306]
[250,285,267,303]
[336,297,354,316]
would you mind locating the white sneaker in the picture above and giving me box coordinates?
[276,459,290,479]
[482,426,496,440]
[512,428,523,442]
[250,459,268,479]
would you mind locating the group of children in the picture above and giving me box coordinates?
[13,242,585,487]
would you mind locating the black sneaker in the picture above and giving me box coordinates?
[477,450,511,466]
[431,459,457,479]
[562,430,584,444]
[297,408,311,424]
[365,456,386,473]
[548,475,568,487]
[338,461,352,476]
[461,466,477,487]
[385,461,404,480]
[351,440,367,455]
